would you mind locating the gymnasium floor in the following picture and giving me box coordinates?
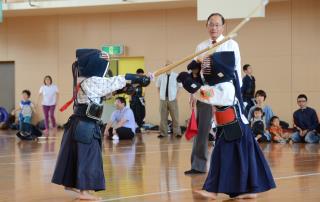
[0,130,320,202]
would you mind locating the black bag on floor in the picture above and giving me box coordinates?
[16,124,42,141]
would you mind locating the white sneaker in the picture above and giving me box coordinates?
[112,134,119,140]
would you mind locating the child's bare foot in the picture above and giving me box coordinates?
[235,193,257,199]
[78,191,102,201]
[193,189,217,200]
[64,187,80,193]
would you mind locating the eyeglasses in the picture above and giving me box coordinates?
[297,100,307,103]
[207,23,222,28]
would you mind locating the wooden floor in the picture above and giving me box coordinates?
[0,129,320,202]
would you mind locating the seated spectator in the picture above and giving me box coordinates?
[269,116,292,143]
[0,107,9,130]
[251,107,270,143]
[104,97,136,141]
[291,94,320,143]
[9,109,19,130]
[248,89,274,127]
[248,90,273,141]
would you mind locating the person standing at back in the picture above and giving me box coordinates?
[38,75,59,136]
[156,70,182,138]
[184,13,242,175]
[130,68,146,133]
[241,64,256,117]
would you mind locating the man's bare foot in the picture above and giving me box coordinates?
[235,193,257,199]
[78,191,102,201]
[193,190,217,200]
[64,187,80,193]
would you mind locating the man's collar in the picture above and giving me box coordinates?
[118,106,126,111]
[210,35,224,44]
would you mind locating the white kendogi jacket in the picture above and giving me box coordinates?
[77,76,127,104]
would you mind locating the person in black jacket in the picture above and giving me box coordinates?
[241,64,255,117]
[291,94,320,143]
[130,68,146,133]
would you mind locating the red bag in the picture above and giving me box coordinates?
[185,109,198,141]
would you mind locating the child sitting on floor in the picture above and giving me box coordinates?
[269,116,292,143]
[251,107,269,143]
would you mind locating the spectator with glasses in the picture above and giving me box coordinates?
[291,94,320,143]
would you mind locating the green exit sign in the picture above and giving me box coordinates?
[102,44,124,56]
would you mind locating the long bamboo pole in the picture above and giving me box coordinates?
[152,0,269,78]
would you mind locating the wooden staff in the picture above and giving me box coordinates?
[152,0,269,78]
[153,33,237,77]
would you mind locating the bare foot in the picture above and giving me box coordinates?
[64,187,80,193]
[235,193,257,199]
[78,191,102,201]
[193,189,217,200]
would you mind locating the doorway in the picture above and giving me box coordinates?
[0,61,15,112]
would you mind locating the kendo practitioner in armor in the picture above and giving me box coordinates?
[51,49,150,200]
[177,51,276,199]
[129,68,146,133]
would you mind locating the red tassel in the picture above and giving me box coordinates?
[59,99,74,112]
[59,84,81,112]
[185,109,198,141]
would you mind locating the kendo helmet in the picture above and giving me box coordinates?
[76,49,109,78]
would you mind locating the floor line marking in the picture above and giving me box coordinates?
[0,148,193,165]
[0,142,193,158]
[99,172,320,201]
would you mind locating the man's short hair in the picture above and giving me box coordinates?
[116,96,126,106]
[136,68,144,74]
[22,90,31,97]
[255,90,267,100]
[297,94,308,101]
[206,13,225,25]
[243,64,251,71]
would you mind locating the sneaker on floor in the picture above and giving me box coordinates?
[157,134,166,138]
[112,134,119,140]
